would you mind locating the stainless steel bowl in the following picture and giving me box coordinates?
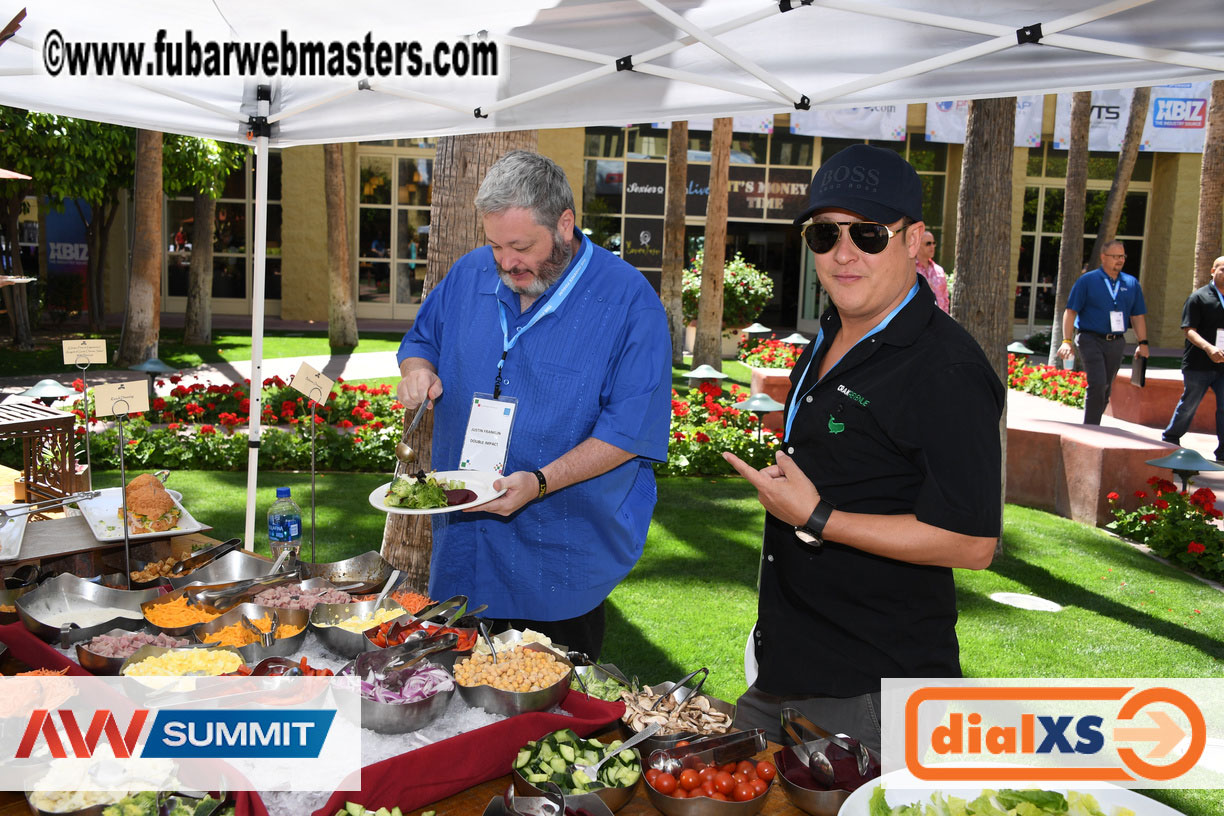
[74,625,192,675]
[16,574,160,645]
[623,683,736,756]
[511,744,642,813]
[771,742,877,816]
[118,643,246,677]
[310,597,408,659]
[250,577,355,610]
[642,776,772,816]
[362,619,475,671]
[25,793,112,816]
[192,602,310,663]
[168,549,282,589]
[302,550,394,593]
[359,679,454,735]
[139,583,228,637]
[0,584,34,625]
[455,643,573,716]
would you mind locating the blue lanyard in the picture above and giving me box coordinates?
[784,282,919,442]
[493,236,593,398]
[1102,270,1122,305]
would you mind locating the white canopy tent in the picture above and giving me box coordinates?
[1,0,1222,547]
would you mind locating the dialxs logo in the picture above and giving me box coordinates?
[904,686,1206,783]
[16,709,148,759]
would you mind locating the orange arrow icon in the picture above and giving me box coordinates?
[1113,711,1186,759]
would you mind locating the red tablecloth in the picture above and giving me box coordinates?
[0,621,626,816]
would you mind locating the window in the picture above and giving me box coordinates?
[355,147,433,316]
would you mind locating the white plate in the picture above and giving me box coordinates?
[839,769,1186,815]
[76,486,206,542]
[0,504,28,561]
[368,470,506,515]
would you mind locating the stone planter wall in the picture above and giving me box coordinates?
[748,367,793,431]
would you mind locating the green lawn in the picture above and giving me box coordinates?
[0,330,405,378]
[90,469,1219,814]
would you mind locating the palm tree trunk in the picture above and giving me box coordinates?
[183,192,215,344]
[693,117,732,370]
[1194,81,1224,289]
[116,130,163,366]
[1049,92,1092,365]
[380,130,538,592]
[661,122,689,366]
[324,143,358,349]
[1089,87,1150,261]
[1,194,35,350]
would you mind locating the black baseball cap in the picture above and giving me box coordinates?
[792,144,924,226]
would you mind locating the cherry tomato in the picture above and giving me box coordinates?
[698,767,717,783]
[675,740,691,747]
[733,782,756,802]
[711,792,729,802]
[720,762,738,774]
[701,779,716,797]
[736,760,756,777]
[645,769,661,786]
[690,759,706,771]
[679,769,701,791]
[670,788,687,799]
[653,773,677,795]
[687,787,708,798]
[732,771,749,785]
[713,771,736,794]
[755,760,777,782]
[750,778,768,796]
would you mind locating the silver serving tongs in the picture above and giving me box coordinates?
[170,538,241,575]
[782,706,872,782]
[0,491,100,522]
[191,568,302,610]
[241,611,279,648]
[411,594,468,626]
[348,631,459,677]
[650,666,709,712]
[647,728,767,775]
[503,781,564,816]
[566,652,632,688]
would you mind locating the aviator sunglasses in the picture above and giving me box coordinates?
[803,220,902,255]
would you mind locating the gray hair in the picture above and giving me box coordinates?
[474,150,575,228]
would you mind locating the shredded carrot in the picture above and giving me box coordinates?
[200,616,304,648]
[0,603,14,614]
[16,667,70,676]
[390,590,434,613]
[144,595,220,627]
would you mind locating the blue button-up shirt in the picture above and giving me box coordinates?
[397,232,671,620]
[1066,267,1146,334]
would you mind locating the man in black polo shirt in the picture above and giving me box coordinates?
[1162,256,1224,460]
[723,144,1004,752]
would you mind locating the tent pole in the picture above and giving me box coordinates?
[244,87,271,552]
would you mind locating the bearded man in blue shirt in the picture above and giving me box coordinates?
[395,151,672,657]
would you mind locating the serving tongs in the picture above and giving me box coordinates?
[189,568,303,610]
[411,594,468,626]
[566,652,632,689]
[780,707,871,787]
[170,538,241,575]
[346,631,459,678]
[650,666,710,712]
[502,781,564,816]
[241,611,279,648]
[0,491,100,523]
[647,728,767,775]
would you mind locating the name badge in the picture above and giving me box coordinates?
[1109,311,1125,333]
[1215,329,1224,350]
[458,393,517,475]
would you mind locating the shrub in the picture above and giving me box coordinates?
[1006,353,1086,408]
[681,251,773,331]
[739,337,802,369]
[658,382,781,476]
[1107,477,1224,582]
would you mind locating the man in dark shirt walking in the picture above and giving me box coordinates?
[1163,257,1224,460]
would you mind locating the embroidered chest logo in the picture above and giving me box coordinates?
[828,415,845,434]
[836,384,870,407]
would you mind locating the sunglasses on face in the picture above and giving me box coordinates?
[803,221,901,255]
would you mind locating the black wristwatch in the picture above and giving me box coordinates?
[1137,340,1149,346]
[794,499,834,547]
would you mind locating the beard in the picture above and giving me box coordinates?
[498,231,573,296]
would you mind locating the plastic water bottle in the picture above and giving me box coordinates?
[267,487,303,563]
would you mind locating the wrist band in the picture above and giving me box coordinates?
[1137,340,1149,345]
[1060,339,1072,346]
[532,469,548,499]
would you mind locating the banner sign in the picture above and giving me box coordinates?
[925,96,1044,147]
[790,107,906,141]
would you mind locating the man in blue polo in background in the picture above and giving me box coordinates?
[1057,240,1150,425]
[395,150,671,657]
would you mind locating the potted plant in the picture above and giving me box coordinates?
[682,251,774,357]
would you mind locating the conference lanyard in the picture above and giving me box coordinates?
[493,236,593,399]
[1102,270,1122,305]
[783,281,919,442]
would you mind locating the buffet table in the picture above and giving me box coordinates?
[0,515,215,579]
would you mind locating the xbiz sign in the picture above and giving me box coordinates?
[15,709,334,759]
[1154,97,1207,129]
